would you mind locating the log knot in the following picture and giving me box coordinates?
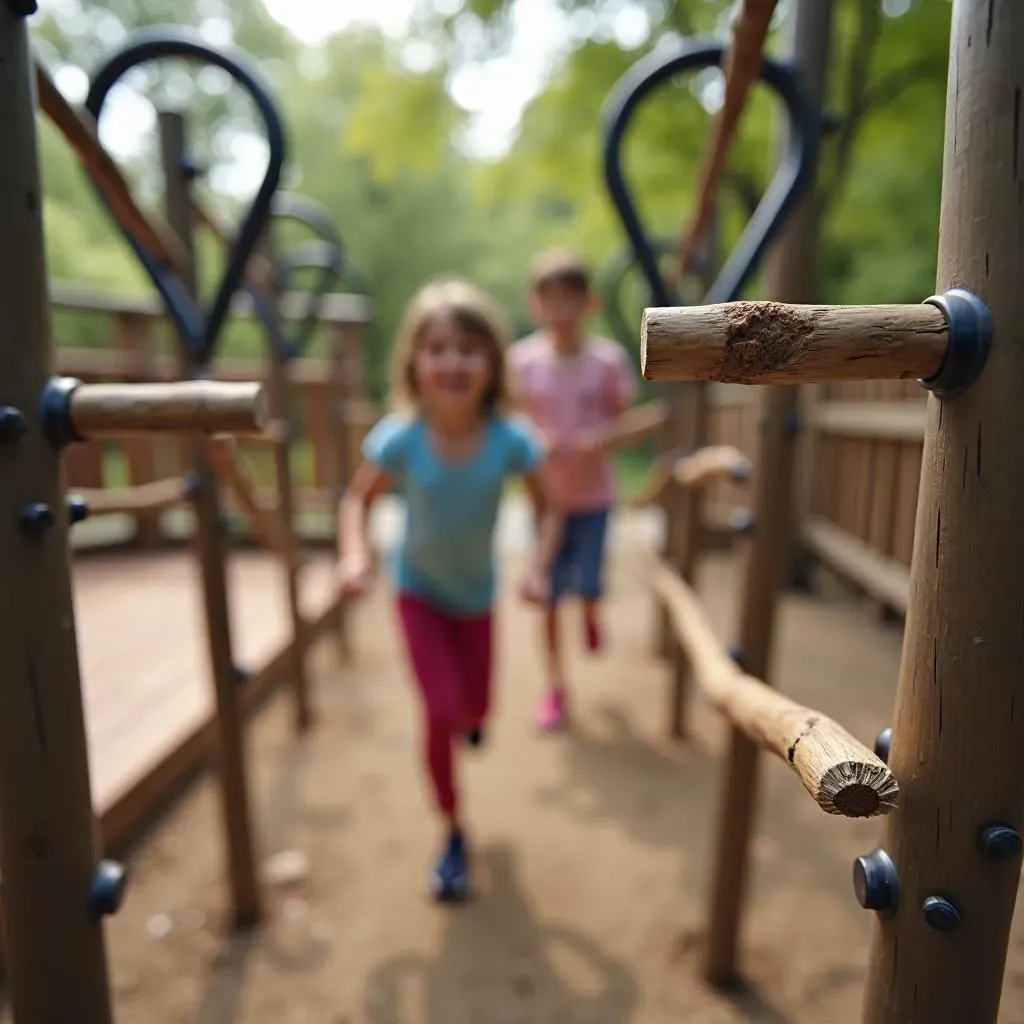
[719,301,818,381]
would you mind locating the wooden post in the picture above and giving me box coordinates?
[0,10,114,1021]
[703,0,832,986]
[262,240,312,731]
[862,2,1024,1019]
[160,110,262,929]
[328,320,355,657]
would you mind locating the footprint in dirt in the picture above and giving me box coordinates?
[363,842,639,1024]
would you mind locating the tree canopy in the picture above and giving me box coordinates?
[32,0,952,395]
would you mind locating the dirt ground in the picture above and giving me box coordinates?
[36,540,1024,1022]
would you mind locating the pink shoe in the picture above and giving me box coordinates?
[534,688,566,732]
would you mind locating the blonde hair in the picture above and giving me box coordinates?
[389,277,510,415]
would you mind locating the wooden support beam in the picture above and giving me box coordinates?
[703,0,833,988]
[648,557,896,814]
[809,400,926,440]
[862,2,1024,1020]
[73,478,191,518]
[642,301,948,384]
[0,14,115,1022]
[66,380,268,438]
[160,109,263,930]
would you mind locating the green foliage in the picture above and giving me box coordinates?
[31,0,954,400]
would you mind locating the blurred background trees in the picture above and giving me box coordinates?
[33,0,951,398]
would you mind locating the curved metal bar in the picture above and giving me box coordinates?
[601,37,820,308]
[600,235,711,348]
[84,26,287,367]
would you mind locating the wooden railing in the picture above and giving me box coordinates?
[51,281,379,544]
[702,380,921,615]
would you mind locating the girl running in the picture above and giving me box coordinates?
[337,278,561,902]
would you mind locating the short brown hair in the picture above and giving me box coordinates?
[389,277,510,415]
[529,246,591,295]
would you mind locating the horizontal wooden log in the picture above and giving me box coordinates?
[630,444,750,509]
[642,301,948,384]
[801,516,910,613]
[73,478,190,517]
[646,554,899,817]
[69,381,269,438]
[49,280,371,326]
[809,400,926,440]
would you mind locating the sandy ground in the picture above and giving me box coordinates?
[16,516,1024,1023]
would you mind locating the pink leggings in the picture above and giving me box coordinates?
[397,593,493,816]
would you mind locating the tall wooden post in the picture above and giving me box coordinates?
[263,243,312,730]
[862,2,1024,1019]
[704,0,832,984]
[0,7,115,1020]
[160,110,262,928]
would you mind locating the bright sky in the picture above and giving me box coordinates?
[42,0,579,192]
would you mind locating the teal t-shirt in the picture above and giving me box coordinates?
[363,412,544,613]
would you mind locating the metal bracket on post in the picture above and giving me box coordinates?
[919,288,992,398]
[38,376,85,449]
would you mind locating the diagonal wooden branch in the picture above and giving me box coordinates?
[647,554,899,817]
[674,0,780,281]
[34,60,187,272]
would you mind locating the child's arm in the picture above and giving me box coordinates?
[518,469,563,605]
[593,399,669,451]
[337,459,394,596]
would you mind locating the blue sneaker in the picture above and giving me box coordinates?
[430,831,472,902]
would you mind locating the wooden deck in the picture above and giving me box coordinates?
[72,549,338,832]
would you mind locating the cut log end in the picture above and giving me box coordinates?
[814,760,900,819]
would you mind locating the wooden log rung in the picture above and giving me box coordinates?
[646,554,899,817]
[630,444,750,509]
[73,478,192,517]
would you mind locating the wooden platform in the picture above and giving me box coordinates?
[72,549,338,835]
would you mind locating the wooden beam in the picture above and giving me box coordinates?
[648,556,897,814]
[809,400,926,440]
[642,301,948,384]
[862,2,1024,1020]
[0,17,114,1022]
[73,478,191,518]
[67,380,269,438]
[630,445,750,509]
[801,517,909,612]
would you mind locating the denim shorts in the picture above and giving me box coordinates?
[549,508,610,603]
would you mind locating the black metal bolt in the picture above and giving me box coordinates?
[729,462,751,484]
[922,894,959,931]
[6,0,38,15]
[0,406,27,442]
[19,502,53,534]
[980,824,1023,860]
[233,664,251,684]
[853,848,900,913]
[728,644,744,669]
[182,471,202,499]
[87,859,128,918]
[66,495,89,524]
[785,410,803,434]
[874,726,892,764]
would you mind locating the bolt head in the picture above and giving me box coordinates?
[0,406,27,441]
[7,0,38,14]
[66,495,89,524]
[980,824,1022,860]
[19,502,53,533]
[874,727,892,764]
[88,859,128,917]
[853,848,899,912]
[922,895,959,931]
[729,509,756,535]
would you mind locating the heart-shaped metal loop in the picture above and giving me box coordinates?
[602,38,821,310]
[84,26,287,369]
[251,191,344,362]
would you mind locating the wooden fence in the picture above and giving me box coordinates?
[706,380,922,615]
[52,281,376,544]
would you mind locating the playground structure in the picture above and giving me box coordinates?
[0,1,1020,1023]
